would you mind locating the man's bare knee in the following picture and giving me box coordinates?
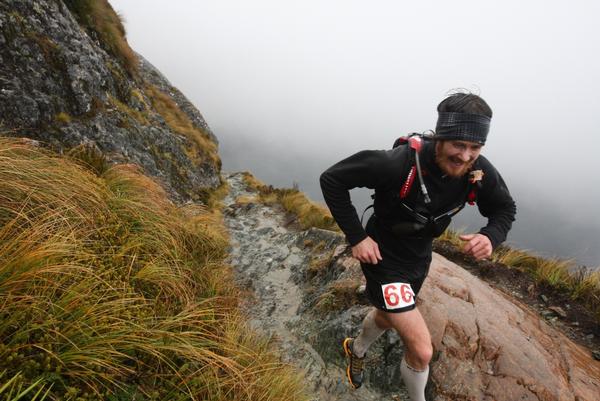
[404,340,432,370]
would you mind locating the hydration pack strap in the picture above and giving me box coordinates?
[400,202,465,224]
[397,135,431,204]
[360,204,374,225]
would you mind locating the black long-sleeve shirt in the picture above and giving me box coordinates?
[320,141,516,267]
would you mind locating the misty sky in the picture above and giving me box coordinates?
[110,0,599,267]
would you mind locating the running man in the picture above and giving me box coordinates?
[319,92,516,401]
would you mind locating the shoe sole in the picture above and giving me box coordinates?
[343,338,361,389]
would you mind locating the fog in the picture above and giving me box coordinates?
[110,0,600,268]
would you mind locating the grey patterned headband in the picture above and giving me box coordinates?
[435,112,491,145]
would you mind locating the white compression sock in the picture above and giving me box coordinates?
[400,357,429,401]
[352,309,387,357]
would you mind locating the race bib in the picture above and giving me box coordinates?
[381,282,415,310]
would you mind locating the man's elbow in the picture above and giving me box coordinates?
[319,170,332,191]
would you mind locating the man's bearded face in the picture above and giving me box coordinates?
[434,140,482,178]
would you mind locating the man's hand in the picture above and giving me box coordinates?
[352,236,383,265]
[459,233,492,260]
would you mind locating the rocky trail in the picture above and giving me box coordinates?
[222,172,600,401]
[223,172,410,401]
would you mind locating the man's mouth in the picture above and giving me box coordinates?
[448,157,465,169]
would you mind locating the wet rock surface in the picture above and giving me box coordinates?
[223,172,410,401]
[224,172,600,401]
[422,255,600,401]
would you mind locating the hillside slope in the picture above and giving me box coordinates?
[0,139,308,401]
[0,0,219,203]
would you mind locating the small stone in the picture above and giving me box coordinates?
[540,294,549,304]
[572,321,580,326]
[541,310,554,318]
[548,306,567,319]
[332,245,347,259]
[592,351,600,361]
[585,334,595,340]
[356,284,366,295]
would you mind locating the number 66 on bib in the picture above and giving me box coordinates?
[381,282,415,310]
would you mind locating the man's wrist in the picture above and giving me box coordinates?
[348,232,368,247]
[477,231,496,249]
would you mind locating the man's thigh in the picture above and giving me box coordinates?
[376,307,431,346]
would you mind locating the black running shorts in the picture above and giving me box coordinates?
[361,216,431,313]
[360,260,429,313]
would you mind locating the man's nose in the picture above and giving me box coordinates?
[457,150,471,162]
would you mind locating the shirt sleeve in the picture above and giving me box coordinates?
[475,157,517,249]
[319,149,395,246]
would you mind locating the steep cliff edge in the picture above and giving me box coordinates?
[0,0,220,203]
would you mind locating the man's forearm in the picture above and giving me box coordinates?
[319,170,367,245]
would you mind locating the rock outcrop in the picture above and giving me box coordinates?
[0,0,220,202]
[421,255,600,401]
[224,172,600,401]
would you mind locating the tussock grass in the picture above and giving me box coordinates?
[66,143,110,177]
[64,0,139,77]
[203,180,230,211]
[437,227,465,249]
[315,280,361,312]
[108,94,150,126]
[145,84,220,167]
[0,370,50,401]
[241,172,266,192]
[0,139,307,401]
[241,172,339,232]
[307,250,334,279]
[438,229,600,321]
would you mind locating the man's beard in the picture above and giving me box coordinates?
[435,152,475,178]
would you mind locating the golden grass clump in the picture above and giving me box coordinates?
[435,229,600,321]
[493,246,600,316]
[436,227,465,248]
[144,84,220,167]
[435,235,600,321]
[54,112,71,124]
[241,171,267,191]
[108,94,150,126]
[0,138,307,401]
[241,172,339,232]
[279,191,338,230]
[315,280,360,312]
[63,0,139,77]
[66,143,110,177]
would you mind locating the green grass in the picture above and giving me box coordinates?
[0,139,307,401]
[437,229,600,322]
[0,370,50,401]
